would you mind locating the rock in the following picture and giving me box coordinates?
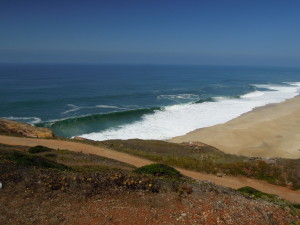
[176,216,183,221]
[199,180,213,185]
[0,182,2,189]
[216,173,226,177]
[0,118,54,138]
[263,159,276,164]
[73,136,89,141]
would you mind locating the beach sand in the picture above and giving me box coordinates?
[170,95,300,159]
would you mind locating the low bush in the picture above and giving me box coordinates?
[134,164,181,178]
[6,151,67,170]
[44,153,57,158]
[29,145,52,154]
[237,186,277,200]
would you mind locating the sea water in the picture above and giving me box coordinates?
[0,64,299,140]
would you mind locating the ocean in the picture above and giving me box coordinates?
[1,64,299,140]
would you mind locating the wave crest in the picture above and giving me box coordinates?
[80,82,300,141]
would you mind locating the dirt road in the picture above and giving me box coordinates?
[1,135,299,203]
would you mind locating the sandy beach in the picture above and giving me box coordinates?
[170,95,300,159]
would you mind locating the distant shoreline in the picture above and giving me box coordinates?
[169,95,300,159]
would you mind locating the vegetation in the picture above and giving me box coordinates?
[176,184,193,197]
[0,143,134,172]
[0,144,192,196]
[28,145,52,153]
[3,151,68,170]
[99,139,300,189]
[238,186,300,215]
[238,186,277,200]
[44,153,57,158]
[134,164,181,178]
[0,143,298,224]
[293,204,300,209]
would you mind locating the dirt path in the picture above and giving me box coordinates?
[1,135,299,204]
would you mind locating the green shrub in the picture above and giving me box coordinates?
[44,153,57,158]
[28,145,52,154]
[7,151,67,170]
[237,186,277,199]
[134,164,181,178]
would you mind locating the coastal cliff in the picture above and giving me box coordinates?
[0,118,54,138]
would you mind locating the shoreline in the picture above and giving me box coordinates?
[169,95,300,159]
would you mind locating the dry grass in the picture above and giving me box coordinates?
[98,139,300,189]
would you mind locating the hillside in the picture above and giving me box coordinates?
[0,119,300,224]
[0,143,299,224]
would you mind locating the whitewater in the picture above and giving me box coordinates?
[2,64,300,140]
[80,82,300,141]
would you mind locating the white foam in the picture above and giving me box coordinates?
[95,105,123,109]
[62,104,127,114]
[158,94,199,101]
[62,104,81,114]
[242,91,264,98]
[284,82,300,88]
[80,83,300,141]
[3,116,42,125]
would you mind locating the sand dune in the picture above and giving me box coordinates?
[170,96,300,159]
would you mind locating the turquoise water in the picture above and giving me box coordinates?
[0,64,299,140]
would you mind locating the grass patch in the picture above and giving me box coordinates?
[238,186,300,214]
[238,186,278,200]
[134,164,181,178]
[28,145,52,154]
[5,151,68,170]
[44,153,57,158]
[1,143,135,173]
[98,139,300,189]
[71,165,122,173]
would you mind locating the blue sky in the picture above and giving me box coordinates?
[1,0,299,66]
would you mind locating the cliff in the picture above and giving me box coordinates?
[0,118,54,138]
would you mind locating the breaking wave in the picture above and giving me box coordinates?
[79,82,300,141]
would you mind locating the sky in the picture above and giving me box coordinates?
[0,0,300,66]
